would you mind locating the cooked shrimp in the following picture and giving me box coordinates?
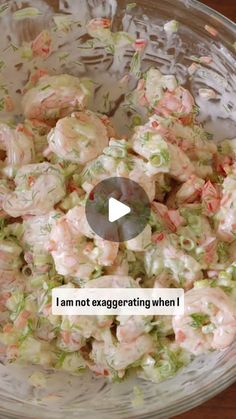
[216,172,236,242]
[161,119,217,161]
[111,334,154,370]
[176,176,205,204]
[168,143,195,182]
[144,116,216,179]
[152,202,184,233]
[131,126,195,181]
[201,180,221,215]
[94,237,119,267]
[125,224,152,251]
[56,330,85,352]
[47,216,95,278]
[47,110,109,164]
[173,287,236,355]
[131,126,170,176]
[65,205,94,238]
[22,210,62,252]
[47,206,119,278]
[81,139,156,201]
[145,235,202,290]
[0,123,35,177]
[135,68,177,109]
[61,206,119,266]
[90,331,154,375]
[126,156,156,201]
[116,316,153,343]
[155,86,195,119]
[2,162,66,217]
[60,315,113,341]
[22,74,93,122]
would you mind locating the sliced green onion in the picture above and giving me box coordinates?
[130,51,141,78]
[22,265,32,277]
[179,236,195,251]
[194,279,212,289]
[0,3,8,16]
[150,154,162,167]
[164,20,179,34]
[13,7,42,20]
[34,253,51,267]
[150,149,170,167]
[132,115,142,127]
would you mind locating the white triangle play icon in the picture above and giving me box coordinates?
[108,197,131,223]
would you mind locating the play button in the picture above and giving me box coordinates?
[85,177,150,242]
[108,198,131,222]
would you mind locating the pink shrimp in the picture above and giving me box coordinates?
[90,333,154,374]
[215,172,236,242]
[94,237,119,266]
[116,316,153,343]
[0,123,35,174]
[200,237,218,265]
[173,287,236,355]
[47,110,109,164]
[154,86,195,119]
[152,202,184,232]
[202,180,221,215]
[57,330,85,352]
[176,176,205,204]
[22,74,92,123]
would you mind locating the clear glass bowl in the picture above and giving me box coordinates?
[0,0,236,417]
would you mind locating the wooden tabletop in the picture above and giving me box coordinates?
[173,4,236,419]
[200,0,236,21]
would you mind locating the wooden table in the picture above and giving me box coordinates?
[200,0,236,20]
[173,4,236,419]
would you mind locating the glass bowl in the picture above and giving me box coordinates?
[0,0,236,417]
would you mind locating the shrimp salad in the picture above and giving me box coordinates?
[0,18,236,385]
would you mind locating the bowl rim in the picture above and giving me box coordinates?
[0,1,235,418]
